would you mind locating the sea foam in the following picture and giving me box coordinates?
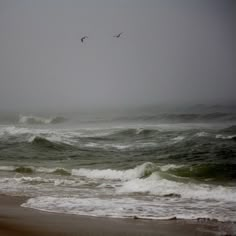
[71,162,155,181]
[22,195,236,221]
[117,172,236,202]
[19,115,66,125]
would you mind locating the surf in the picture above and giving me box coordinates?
[19,115,66,125]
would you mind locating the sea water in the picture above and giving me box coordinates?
[0,107,236,221]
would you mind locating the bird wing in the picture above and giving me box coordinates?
[81,36,88,42]
[113,32,123,38]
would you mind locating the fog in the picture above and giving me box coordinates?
[0,0,235,112]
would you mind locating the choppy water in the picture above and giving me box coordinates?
[0,109,236,221]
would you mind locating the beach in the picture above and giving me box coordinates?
[0,194,235,236]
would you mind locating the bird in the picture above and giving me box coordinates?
[113,32,123,38]
[81,36,88,43]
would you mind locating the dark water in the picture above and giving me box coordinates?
[0,109,236,221]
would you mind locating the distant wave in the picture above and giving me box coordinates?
[112,112,236,123]
[30,136,71,150]
[19,115,66,125]
[1,124,236,171]
[0,126,78,146]
[105,128,160,139]
[220,125,236,134]
[160,112,236,122]
[215,134,236,140]
[216,125,236,140]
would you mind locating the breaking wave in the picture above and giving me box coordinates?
[71,163,236,182]
[72,162,155,181]
[1,162,232,182]
[1,162,236,183]
[19,169,236,221]
[1,163,236,201]
[1,162,236,221]
[19,115,66,125]
[117,172,236,202]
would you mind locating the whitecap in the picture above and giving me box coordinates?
[72,162,155,181]
[117,172,236,202]
[195,132,209,137]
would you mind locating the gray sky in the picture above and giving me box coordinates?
[0,0,235,111]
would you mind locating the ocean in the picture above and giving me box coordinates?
[0,106,236,222]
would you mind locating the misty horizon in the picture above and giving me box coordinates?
[0,0,235,112]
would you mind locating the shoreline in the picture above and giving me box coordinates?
[0,194,235,236]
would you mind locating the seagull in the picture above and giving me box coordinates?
[113,32,123,38]
[81,36,88,43]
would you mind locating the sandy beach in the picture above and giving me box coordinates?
[0,194,234,236]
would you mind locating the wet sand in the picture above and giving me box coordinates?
[0,194,234,236]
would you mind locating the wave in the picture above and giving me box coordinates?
[19,115,66,125]
[30,136,72,150]
[1,161,236,182]
[71,162,236,182]
[117,172,236,202]
[159,112,232,122]
[0,126,31,136]
[215,134,236,140]
[159,164,184,172]
[22,182,236,221]
[15,166,34,174]
[165,163,236,181]
[0,166,15,171]
[1,163,235,202]
[104,128,160,140]
[1,124,235,151]
[0,176,81,187]
[0,163,173,180]
[0,163,172,180]
[172,136,185,143]
[0,165,71,176]
[0,126,78,147]
[72,162,155,181]
[83,142,157,150]
[1,162,236,222]
[220,125,236,134]
[195,132,209,137]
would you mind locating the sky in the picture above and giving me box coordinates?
[0,0,235,111]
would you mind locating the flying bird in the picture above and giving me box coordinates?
[113,32,123,38]
[81,36,88,43]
